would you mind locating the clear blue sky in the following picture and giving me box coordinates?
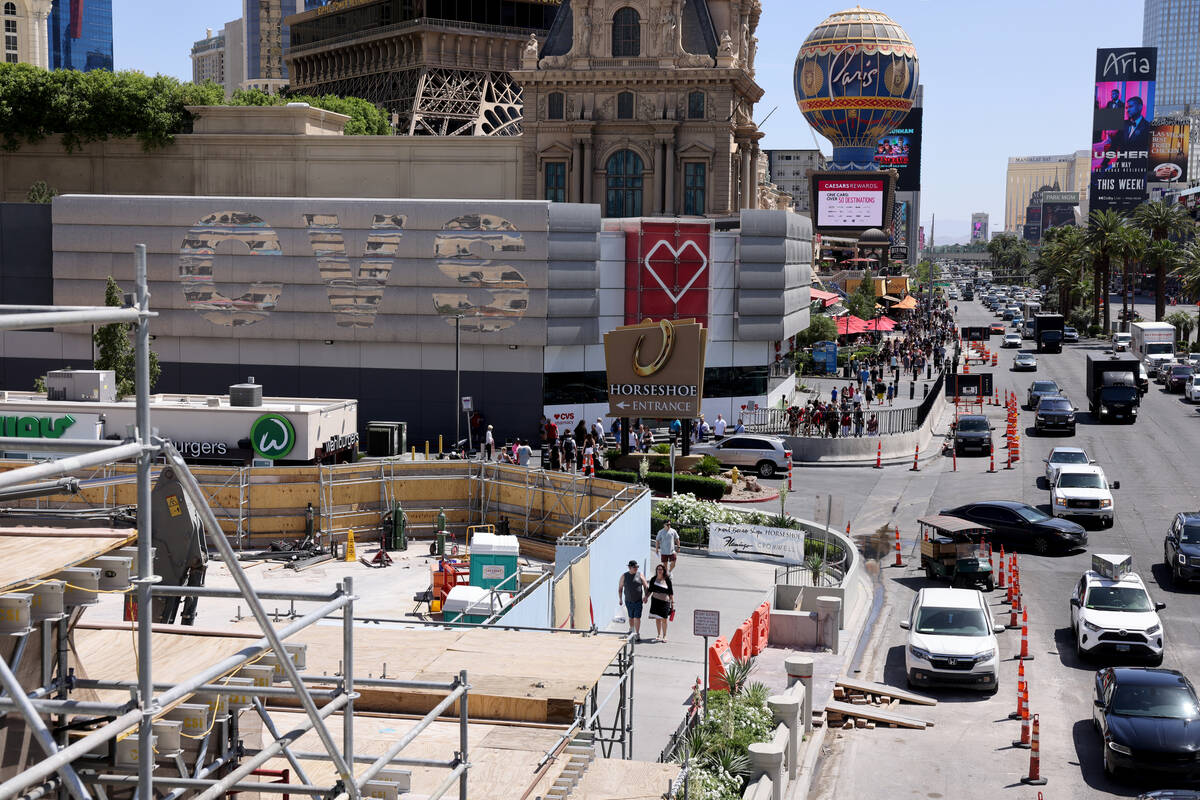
[116,1,1145,242]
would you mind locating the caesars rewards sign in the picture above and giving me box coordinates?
[603,319,707,419]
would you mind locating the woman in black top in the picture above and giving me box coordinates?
[647,564,674,642]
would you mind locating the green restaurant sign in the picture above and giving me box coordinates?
[250,413,296,460]
[1,415,76,438]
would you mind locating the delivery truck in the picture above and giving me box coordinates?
[1131,320,1177,377]
[1033,313,1065,353]
[1086,352,1141,423]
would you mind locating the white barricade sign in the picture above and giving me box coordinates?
[708,523,806,564]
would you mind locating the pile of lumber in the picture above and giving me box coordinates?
[821,678,936,731]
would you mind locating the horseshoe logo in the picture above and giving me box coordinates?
[633,319,676,377]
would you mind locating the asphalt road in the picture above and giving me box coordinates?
[811,297,1200,799]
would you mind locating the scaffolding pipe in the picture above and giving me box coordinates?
[252,697,314,788]
[13,780,58,800]
[286,752,457,768]
[0,653,93,800]
[133,243,156,800]
[87,775,332,797]
[151,585,341,601]
[297,675,461,691]
[355,681,467,789]
[0,708,142,800]
[0,478,80,502]
[0,442,144,492]
[0,438,132,453]
[343,576,355,780]
[159,749,239,800]
[0,697,132,715]
[0,633,31,700]
[73,679,340,700]
[191,692,349,800]
[458,668,468,800]
[158,440,359,798]
[425,763,469,800]
[0,307,148,330]
[155,593,351,709]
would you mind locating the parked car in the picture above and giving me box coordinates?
[1166,364,1194,393]
[900,587,1002,692]
[1027,379,1063,410]
[1052,465,1118,527]
[1092,667,1198,781]
[1003,332,1022,348]
[1063,326,1080,343]
[939,500,1088,554]
[1013,352,1038,371]
[953,415,993,456]
[1164,512,1200,586]
[1034,395,1077,435]
[690,434,790,478]
[1045,446,1092,485]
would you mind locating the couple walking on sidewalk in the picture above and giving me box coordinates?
[618,521,680,642]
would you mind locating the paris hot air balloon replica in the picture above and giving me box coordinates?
[794,7,919,172]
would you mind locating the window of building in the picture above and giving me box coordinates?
[4,20,13,32]
[605,150,644,218]
[3,3,14,15]
[544,162,566,203]
[687,91,705,119]
[684,162,707,216]
[612,7,640,57]
[617,91,634,119]
[547,92,564,120]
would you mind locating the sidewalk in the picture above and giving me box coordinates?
[796,373,941,412]
[607,552,865,765]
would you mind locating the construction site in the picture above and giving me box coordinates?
[0,247,674,800]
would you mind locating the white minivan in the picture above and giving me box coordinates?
[900,587,1003,692]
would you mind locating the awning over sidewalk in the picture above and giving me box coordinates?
[892,295,918,311]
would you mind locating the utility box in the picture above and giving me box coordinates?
[469,531,520,591]
[229,381,263,408]
[0,594,32,634]
[443,585,505,624]
[366,421,406,456]
[46,369,116,403]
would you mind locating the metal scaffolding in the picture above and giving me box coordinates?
[0,246,471,800]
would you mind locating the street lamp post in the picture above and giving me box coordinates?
[454,314,463,452]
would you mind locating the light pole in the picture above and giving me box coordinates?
[454,314,463,452]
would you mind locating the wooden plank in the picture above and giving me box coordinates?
[823,700,931,729]
[0,528,135,592]
[573,759,681,800]
[834,678,938,706]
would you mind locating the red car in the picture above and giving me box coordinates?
[989,323,1006,335]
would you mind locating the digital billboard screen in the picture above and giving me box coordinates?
[1090,47,1157,213]
[815,178,885,228]
[1041,191,1079,232]
[971,220,985,242]
[1150,122,1190,183]
[874,108,922,192]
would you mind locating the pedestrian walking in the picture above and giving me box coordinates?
[854,407,864,437]
[646,564,675,642]
[886,383,895,406]
[840,409,851,438]
[484,425,494,461]
[655,519,680,573]
[515,438,532,466]
[618,560,650,641]
[562,433,578,472]
[713,414,727,440]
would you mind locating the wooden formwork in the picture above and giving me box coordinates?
[0,459,631,550]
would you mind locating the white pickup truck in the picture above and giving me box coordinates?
[1051,464,1119,528]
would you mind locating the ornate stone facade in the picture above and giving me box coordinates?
[512,0,764,217]
[3,0,52,69]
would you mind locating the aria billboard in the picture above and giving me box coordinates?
[1090,48,1157,214]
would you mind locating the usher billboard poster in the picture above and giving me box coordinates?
[1090,47,1157,214]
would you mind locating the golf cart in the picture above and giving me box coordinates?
[917,515,995,591]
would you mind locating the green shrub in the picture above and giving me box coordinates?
[651,443,671,454]
[693,455,722,476]
[596,470,726,500]
[650,456,670,472]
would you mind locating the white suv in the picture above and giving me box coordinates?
[901,587,1002,692]
[1070,557,1164,664]
[1051,465,1118,528]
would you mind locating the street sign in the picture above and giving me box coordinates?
[461,396,473,412]
[604,318,708,418]
[693,609,720,638]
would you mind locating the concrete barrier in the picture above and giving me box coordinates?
[781,387,946,463]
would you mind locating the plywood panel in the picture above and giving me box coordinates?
[0,527,135,592]
[574,758,682,800]
[257,713,564,800]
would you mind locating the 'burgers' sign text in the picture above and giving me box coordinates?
[603,319,707,419]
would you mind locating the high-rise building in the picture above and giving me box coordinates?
[191,28,226,87]
[970,213,989,244]
[244,0,304,93]
[1143,0,1200,184]
[1005,151,1090,232]
[47,0,111,71]
[3,0,110,71]
[765,150,826,214]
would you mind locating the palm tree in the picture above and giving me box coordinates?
[1133,200,1193,320]
[1172,240,1200,302]
[1112,226,1148,331]
[1085,209,1127,332]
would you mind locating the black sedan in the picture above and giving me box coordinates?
[1094,667,1200,783]
[1167,365,1195,393]
[939,500,1087,555]
[1165,512,1200,586]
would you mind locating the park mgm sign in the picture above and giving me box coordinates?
[603,319,708,419]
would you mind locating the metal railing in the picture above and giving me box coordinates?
[746,369,946,438]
